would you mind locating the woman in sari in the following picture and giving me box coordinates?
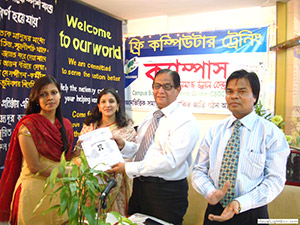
[75,88,136,216]
[0,76,79,225]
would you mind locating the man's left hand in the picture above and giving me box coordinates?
[107,162,125,174]
[208,200,239,222]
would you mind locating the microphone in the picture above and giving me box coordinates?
[100,178,117,201]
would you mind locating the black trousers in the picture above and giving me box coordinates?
[203,203,269,225]
[128,176,188,225]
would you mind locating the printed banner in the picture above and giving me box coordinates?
[55,0,123,140]
[0,0,55,176]
[124,27,269,113]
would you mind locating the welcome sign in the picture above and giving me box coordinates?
[55,0,124,139]
[59,14,121,60]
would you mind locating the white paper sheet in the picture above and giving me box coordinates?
[128,213,172,225]
[79,127,124,171]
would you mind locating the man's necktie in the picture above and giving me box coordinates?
[219,120,242,207]
[135,110,164,161]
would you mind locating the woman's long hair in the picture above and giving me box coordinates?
[25,76,69,151]
[84,88,128,128]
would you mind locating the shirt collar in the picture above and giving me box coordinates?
[155,100,179,118]
[227,110,257,131]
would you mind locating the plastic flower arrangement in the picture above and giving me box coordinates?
[271,115,284,127]
[271,115,294,145]
[255,101,293,145]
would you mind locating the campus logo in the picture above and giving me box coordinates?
[124,56,139,88]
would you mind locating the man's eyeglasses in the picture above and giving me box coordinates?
[152,83,174,91]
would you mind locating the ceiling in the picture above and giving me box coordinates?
[79,0,289,21]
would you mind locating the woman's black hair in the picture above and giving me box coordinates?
[25,76,69,151]
[84,88,128,128]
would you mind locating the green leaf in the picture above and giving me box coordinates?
[50,167,59,188]
[43,177,50,192]
[69,182,78,195]
[86,180,96,195]
[51,185,64,196]
[109,211,121,221]
[35,165,53,177]
[81,151,89,169]
[60,152,66,165]
[49,185,64,203]
[33,194,48,213]
[108,211,136,225]
[69,217,79,225]
[60,177,77,182]
[97,220,107,225]
[68,196,79,220]
[41,204,60,215]
[59,186,69,215]
[121,217,137,225]
[72,164,79,178]
[82,205,96,225]
[60,153,66,176]
[90,175,100,183]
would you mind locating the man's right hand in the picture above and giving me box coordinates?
[107,162,125,174]
[206,180,230,205]
[111,135,125,150]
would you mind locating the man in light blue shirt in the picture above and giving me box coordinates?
[192,69,290,224]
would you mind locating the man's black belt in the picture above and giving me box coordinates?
[136,176,185,183]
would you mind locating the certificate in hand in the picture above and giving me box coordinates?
[79,127,124,171]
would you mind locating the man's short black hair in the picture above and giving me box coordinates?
[226,69,260,105]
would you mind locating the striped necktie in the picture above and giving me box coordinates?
[135,110,164,161]
[219,120,242,207]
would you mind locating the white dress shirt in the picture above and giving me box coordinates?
[192,110,290,213]
[121,101,200,181]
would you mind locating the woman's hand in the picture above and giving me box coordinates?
[73,141,82,156]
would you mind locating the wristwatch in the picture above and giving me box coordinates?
[235,200,241,212]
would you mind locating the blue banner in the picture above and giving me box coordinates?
[0,0,55,177]
[125,27,268,58]
[55,0,124,142]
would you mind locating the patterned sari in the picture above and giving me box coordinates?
[0,114,74,224]
[78,122,136,216]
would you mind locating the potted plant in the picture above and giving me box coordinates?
[35,151,136,225]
